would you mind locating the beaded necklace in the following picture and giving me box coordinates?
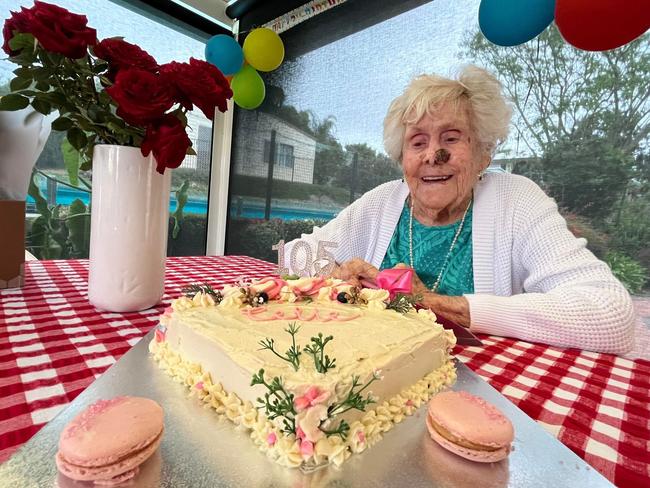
[408,197,472,293]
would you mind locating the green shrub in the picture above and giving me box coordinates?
[605,200,650,266]
[561,211,610,258]
[605,251,648,294]
[226,218,327,262]
[167,214,207,256]
[230,175,349,206]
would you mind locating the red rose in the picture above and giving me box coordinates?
[160,57,232,120]
[18,1,97,59]
[141,114,191,174]
[94,38,158,80]
[2,9,31,56]
[106,69,174,126]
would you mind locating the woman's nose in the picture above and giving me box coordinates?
[423,148,451,164]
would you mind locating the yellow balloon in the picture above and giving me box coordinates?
[243,28,284,72]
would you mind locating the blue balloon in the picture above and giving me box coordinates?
[479,0,555,47]
[205,34,244,75]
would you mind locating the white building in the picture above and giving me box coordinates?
[232,110,317,184]
[179,110,213,172]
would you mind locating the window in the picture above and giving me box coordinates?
[1,0,216,259]
[225,0,649,297]
[276,144,294,170]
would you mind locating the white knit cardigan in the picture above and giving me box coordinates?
[285,173,635,354]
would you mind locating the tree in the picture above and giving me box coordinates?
[542,135,632,219]
[465,26,650,219]
[464,27,650,157]
[309,113,347,185]
[337,143,402,196]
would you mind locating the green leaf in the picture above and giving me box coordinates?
[92,61,109,74]
[61,138,81,187]
[98,91,112,105]
[51,116,74,131]
[67,199,90,257]
[14,89,37,97]
[174,109,188,127]
[32,67,52,81]
[186,146,197,156]
[49,211,69,255]
[8,33,35,52]
[80,158,92,171]
[27,216,49,260]
[0,93,30,110]
[107,121,125,132]
[171,180,190,239]
[67,127,87,150]
[31,98,52,115]
[13,67,33,78]
[75,118,93,132]
[34,80,49,91]
[27,171,51,220]
[44,92,68,105]
[10,76,32,91]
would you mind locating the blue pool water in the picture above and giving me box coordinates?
[27,184,208,214]
[27,185,339,221]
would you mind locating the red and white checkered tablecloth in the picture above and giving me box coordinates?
[1,256,649,487]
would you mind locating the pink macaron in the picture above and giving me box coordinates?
[56,396,164,485]
[426,391,514,463]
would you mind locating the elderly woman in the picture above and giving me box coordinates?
[285,65,634,354]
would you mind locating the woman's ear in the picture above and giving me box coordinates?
[480,147,493,171]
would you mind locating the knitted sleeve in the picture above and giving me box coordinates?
[467,178,634,354]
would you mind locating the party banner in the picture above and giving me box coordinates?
[264,0,347,34]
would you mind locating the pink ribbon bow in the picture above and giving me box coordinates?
[375,268,413,298]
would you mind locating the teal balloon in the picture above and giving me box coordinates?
[205,34,243,75]
[231,65,265,110]
[479,0,555,46]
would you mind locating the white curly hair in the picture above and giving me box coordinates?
[383,65,512,161]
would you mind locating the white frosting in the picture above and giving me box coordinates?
[150,339,455,469]
[151,278,457,469]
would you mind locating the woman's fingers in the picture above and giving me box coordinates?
[393,263,428,295]
[332,259,379,286]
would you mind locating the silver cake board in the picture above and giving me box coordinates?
[0,329,613,487]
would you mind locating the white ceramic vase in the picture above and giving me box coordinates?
[88,145,171,312]
[0,106,51,200]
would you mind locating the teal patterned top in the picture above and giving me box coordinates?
[380,203,474,296]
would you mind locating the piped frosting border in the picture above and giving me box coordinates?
[149,339,456,469]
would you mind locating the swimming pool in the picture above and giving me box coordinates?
[27,185,339,221]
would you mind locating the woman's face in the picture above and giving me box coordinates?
[401,103,490,224]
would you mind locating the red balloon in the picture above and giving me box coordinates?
[555,0,650,51]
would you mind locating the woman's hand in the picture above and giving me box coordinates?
[393,263,471,328]
[393,262,428,296]
[331,258,379,288]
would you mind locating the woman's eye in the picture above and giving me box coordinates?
[442,131,461,144]
[410,138,426,148]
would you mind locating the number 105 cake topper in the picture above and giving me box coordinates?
[272,240,338,277]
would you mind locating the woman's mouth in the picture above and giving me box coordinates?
[421,175,452,183]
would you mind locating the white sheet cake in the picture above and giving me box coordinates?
[149,276,456,469]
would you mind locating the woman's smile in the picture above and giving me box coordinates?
[420,174,453,184]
